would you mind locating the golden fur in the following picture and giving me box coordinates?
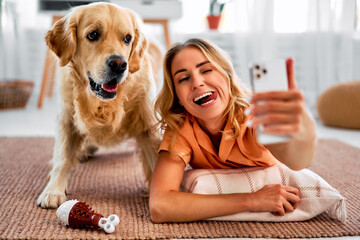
[37,2,161,208]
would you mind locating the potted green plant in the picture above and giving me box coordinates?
[207,0,228,30]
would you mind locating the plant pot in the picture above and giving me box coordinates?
[207,15,221,30]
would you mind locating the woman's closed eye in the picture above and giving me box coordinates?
[179,76,189,83]
[201,69,212,74]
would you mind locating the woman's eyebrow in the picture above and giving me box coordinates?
[196,61,210,68]
[173,68,186,77]
[173,61,210,77]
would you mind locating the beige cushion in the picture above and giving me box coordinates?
[317,81,360,129]
[181,164,347,222]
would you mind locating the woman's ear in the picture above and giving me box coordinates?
[45,13,77,67]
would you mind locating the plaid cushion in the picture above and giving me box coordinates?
[181,164,347,222]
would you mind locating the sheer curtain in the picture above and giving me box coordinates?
[309,0,356,93]
[0,0,52,105]
[0,0,19,79]
[231,0,357,115]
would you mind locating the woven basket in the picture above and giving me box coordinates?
[0,80,34,110]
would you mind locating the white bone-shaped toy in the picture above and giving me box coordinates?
[56,200,119,233]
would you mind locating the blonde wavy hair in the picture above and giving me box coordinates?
[154,38,250,140]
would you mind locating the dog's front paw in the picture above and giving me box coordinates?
[37,189,67,209]
[79,145,98,162]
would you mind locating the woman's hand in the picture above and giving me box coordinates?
[248,58,316,142]
[247,58,317,170]
[250,184,300,216]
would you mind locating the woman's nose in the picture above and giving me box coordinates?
[192,74,205,90]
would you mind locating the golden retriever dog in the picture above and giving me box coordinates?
[37,2,161,208]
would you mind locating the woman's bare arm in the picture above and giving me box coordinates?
[149,151,300,223]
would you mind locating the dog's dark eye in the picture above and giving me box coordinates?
[87,31,99,41]
[124,34,132,44]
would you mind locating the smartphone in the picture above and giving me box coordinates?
[249,59,290,144]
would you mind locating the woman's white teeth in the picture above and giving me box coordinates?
[194,92,212,102]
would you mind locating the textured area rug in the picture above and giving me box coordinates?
[0,137,359,239]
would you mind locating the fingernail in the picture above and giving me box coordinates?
[246,120,252,127]
[244,108,251,116]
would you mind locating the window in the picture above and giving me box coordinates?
[174,0,312,34]
[172,0,236,33]
[273,0,309,33]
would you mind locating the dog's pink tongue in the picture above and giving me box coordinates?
[102,83,118,92]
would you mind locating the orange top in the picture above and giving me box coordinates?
[158,114,279,169]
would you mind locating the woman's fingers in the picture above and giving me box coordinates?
[251,89,304,103]
[288,186,300,210]
[272,209,285,216]
[249,100,303,116]
[260,184,300,216]
[247,89,306,137]
[247,111,301,136]
[282,198,294,213]
[285,190,300,209]
[250,113,299,127]
[261,123,301,136]
[280,188,301,215]
[286,58,298,90]
[254,184,300,216]
[284,185,299,196]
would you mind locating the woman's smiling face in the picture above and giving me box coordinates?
[171,47,230,122]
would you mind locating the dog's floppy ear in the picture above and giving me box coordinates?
[128,12,148,74]
[45,13,77,67]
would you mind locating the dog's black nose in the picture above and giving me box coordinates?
[107,55,127,74]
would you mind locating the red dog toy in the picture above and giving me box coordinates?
[56,200,119,233]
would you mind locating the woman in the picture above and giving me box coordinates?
[150,38,317,223]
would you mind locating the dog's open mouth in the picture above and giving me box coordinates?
[102,79,118,92]
[193,91,217,105]
[89,75,118,100]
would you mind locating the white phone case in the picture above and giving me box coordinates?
[249,59,290,144]
[250,59,288,92]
